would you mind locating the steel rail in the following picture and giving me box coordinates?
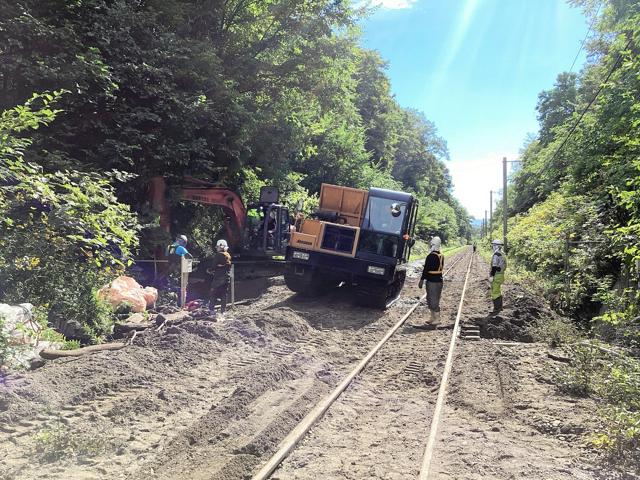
[251,247,472,480]
[418,250,474,479]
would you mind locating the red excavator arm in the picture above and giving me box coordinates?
[180,178,246,248]
[149,176,247,249]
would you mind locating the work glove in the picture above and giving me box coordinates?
[489,276,494,283]
[418,279,424,289]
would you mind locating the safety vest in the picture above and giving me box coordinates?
[427,252,444,274]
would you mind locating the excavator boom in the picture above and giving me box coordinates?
[180,186,246,248]
[149,176,246,248]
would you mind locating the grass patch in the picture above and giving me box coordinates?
[34,421,109,462]
[442,244,469,257]
[526,316,583,348]
[551,344,640,467]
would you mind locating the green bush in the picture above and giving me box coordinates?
[555,344,640,464]
[62,339,81,351]
[0,93,139,342]
[592,406,640,463]
[526,316,582,348]
[553,345,598,397]
[593,288,640,350]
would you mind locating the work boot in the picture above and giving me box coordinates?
[429,310,436,323]
[432,311,441,325]
[491,297,503,317]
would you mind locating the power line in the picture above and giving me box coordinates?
[568,2,602,73]
[549,38,633,164]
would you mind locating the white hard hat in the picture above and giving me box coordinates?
[177,234,188,243]
[491,239,503,246]
[216,239,228,250]
[430,236,442,246]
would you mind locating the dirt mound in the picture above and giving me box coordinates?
[476,283,564,342]
[247,308,311,342]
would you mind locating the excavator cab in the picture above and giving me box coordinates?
[243,187,290,257]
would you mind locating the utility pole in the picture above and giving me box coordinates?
[503,157,508,250]
[489,190,493,236]
[484,210,488,240]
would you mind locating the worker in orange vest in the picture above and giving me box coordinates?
[418,236,444,325]
[207,239,232,319]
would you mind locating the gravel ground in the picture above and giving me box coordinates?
[0,250,636,480]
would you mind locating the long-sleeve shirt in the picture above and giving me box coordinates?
[421,251,444,283]
[490,252,507,276]
[208,251,232,288]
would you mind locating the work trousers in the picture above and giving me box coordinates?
[426,281,443,312]
[210,283,230,313]
[491,272,505,300]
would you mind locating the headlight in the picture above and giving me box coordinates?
[292,251,310,260]
[367,265,385,275]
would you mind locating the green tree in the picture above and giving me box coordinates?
[0,93,140,340]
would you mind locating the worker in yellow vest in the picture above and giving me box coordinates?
[418,236,444,325]
[489,239,507,316]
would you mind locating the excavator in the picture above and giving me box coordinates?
[146,176,292,299]
[148,176,291,259]
[285,183,419,309]
[147,177,418,309]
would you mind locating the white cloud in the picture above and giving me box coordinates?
[448,152,519,220]
[362,0,418,10]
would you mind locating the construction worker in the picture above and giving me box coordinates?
[166,235,192,289]
[418,236,444,325]
[207,239,232,319]
[489,239,507,315]
[167,234,190,258]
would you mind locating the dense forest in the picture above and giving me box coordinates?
[0,0,471,333]
[0,0,471,241]
[495,0,639,334]
[484,0,639,459]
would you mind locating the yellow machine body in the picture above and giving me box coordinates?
[290,184,368,258]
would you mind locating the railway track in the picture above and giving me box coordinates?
[252,248,475,480]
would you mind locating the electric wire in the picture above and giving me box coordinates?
[568,2,602,73]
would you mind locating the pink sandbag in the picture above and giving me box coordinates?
[142,286,158,307]
[98,276,149,313]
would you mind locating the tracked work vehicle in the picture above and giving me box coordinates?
[285,184,418,308]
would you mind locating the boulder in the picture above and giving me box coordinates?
[0,303,63,369]
[97,276,158,313]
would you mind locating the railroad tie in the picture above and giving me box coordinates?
[459,323,481,341]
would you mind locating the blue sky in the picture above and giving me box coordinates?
[357,0,589,219]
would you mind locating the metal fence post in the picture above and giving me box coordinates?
[180,256,193,308]
[230,264,235,309]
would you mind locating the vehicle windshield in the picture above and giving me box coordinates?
[358,231,399,257]
[362,197,407,235]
